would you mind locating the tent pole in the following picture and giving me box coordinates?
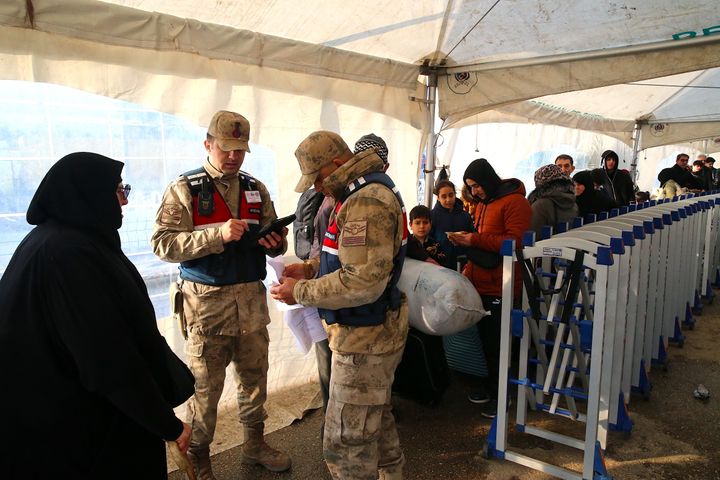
[423,69,438,207]
[630,122,642,185]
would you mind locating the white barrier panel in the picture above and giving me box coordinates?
[557,224,632,434]
[487,235,614,479]
[483,192,720,480]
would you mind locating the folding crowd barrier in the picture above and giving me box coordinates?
[710,198,720,291]
[483,193,720,480]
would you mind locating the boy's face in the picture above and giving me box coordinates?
[410,217,432,240]
[437,186,456,210]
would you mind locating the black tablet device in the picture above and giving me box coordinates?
[256,214,296,240]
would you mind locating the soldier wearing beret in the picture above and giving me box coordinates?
[151,110,291,479]
[271,131,408,480]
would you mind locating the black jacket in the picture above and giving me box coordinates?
[598,167,635,207]
[658,164,703,190]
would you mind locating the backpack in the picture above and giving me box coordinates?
[293,188,325,260]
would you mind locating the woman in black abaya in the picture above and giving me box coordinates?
[0,152,194,479]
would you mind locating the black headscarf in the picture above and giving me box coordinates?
[463,158,502,203]
[27,152,123,248]
[573,170,616,217]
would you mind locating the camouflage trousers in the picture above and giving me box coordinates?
[185,329,269,449]
[323,348,405,480]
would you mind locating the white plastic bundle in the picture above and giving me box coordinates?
[398,258,488,335]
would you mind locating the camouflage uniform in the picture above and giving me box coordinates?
[292,132,409,480]
[151,160,283,450]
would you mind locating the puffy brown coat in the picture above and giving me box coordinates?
[464,179,532,297]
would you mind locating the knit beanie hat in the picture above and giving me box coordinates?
[534,164,567,188]
[354,133,388,164]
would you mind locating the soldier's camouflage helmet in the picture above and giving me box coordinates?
[294,131,351,193]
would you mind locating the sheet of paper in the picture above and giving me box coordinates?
[263,256,325,352]
[283,308,327,353]
[264,256,302,311]
[264,255,285,287]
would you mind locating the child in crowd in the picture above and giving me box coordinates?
[407,205,446,265]
[431,179,475,271]
[430,181,487,405]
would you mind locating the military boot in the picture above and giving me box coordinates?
[378,469,403,480]
[187,447,216,480]
[378,453,405,480]
[241,423,292,472]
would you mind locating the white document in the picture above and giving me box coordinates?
[263,255,285,288]
[264,256,327,353]
[264,256,302,311]
[283,307,327,354]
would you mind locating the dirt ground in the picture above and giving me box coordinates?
[169,294,720,480]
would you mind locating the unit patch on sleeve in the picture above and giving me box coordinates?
[160,203,183,225]
[342,220,367,246]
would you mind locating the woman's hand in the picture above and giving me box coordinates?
[446,231,473,247]
[174,421,192,454]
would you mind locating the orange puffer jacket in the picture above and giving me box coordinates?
[463,179,532,297]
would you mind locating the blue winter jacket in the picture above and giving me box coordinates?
[430,198,475,270]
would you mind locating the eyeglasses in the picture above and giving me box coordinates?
[117,184,131,199]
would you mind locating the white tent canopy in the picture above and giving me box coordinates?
[2,1,720,174]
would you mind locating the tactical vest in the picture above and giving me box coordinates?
[319,172,408,326]
[179,167,266,286]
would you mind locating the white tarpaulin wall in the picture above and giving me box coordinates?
[2,0,720,396]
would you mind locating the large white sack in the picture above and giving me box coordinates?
[398,258,488,335]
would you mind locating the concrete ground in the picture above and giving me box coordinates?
[170,296,720,480]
